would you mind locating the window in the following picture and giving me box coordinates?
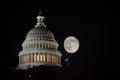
[37,44,39,48]
[43,44,45,48]
[50,44,52,49]
[40,44,42,48]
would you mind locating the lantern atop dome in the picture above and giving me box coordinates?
[35,9,46,28]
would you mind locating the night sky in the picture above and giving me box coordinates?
[0,0,109,78]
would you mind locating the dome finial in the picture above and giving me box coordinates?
[35,9,46,28]
[39,9,42,15]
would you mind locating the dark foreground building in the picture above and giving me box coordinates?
[1,66,95,80]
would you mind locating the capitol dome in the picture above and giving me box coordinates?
[26,27,55,42]
[18,12,62,69]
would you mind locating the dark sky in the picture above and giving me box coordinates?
[0,0,110,78]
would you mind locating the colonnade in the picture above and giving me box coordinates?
[19,53,61,64]
[23,43,57,50]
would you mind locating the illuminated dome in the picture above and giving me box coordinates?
[26,27,55,42]
[18,11,62,70]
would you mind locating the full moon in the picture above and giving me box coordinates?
[64,36,80,53]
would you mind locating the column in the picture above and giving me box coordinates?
[48,44,49,49]
[31,53,33,62]
[45,44,46,49]
[47,54,49,62]
[50,54,52,63]
[42,44,43,49]
[37,53,39,62]
[43,53,46,62]
[26,54,28,63]
[40,53,42,62]
[27,54,29,63]
[29,54,31,63]
[52,54,54,63]
[34,53,36,62]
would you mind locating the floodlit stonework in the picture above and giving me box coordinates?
[18,12,62,69]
